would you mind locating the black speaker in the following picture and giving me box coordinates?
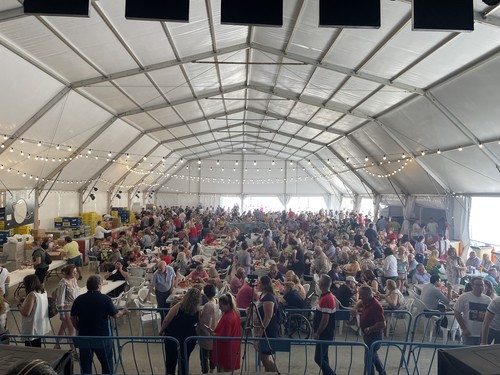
[125,0,189,22]
[221,0,283,27]
[413,0,473,32]
[24,0,89,17]
[319,0,381,28]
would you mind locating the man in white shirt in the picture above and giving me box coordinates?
[94,221,111,240]
[433,234,450,259]
[454,277,491,345]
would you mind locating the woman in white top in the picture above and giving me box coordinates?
[198,284,222,373]
[54,265,80,349]
[18,274,51,347]
[0,266,10,297]
[380,279,405,310]
[383,247,398,281]
[0,293,9,339]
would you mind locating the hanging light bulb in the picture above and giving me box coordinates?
[421,150,426,156]
[143,156,147,161]
[253,160,257,166]
[216,160,219,165]
[20,151,24,156]
[68,145,72,151]
[437,149,441,154]
[87,149,91,154]
[383,155,387,160]
[290,160,293,165]
[197,159,201,164]
[365,156,368,162]
[108,151,112,157]
[235,160,238,166]
[56,144,60,150]
[9,148,13,152]
[20,138,24,143]
[272,160,275,165]
[3,135,6,140]
[458,146,463,151]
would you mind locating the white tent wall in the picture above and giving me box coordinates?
[38,191,80,229]
[156,193,199,208]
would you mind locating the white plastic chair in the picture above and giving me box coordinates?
[412,297,439,341]
[133,299,161,335]
[129,267,147,278]
[302,284,310,295]
[138,287,156,307]
[87,255,100,273]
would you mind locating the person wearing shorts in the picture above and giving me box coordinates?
[64,236,83,280]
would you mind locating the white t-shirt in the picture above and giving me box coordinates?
[486,297,500,331]
[454,292,491,337]
[0,267,10,295]
[383,254,398,278]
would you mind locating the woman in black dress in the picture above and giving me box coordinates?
[159,287,201,375]
[254,276,280,372]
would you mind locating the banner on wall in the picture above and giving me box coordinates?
[3,190,35,228]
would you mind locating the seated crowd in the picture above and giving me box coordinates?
[2,206,500,375]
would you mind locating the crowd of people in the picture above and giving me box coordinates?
[2,205,500,375]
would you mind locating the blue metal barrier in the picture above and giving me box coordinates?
[5,334,180,375]
[366,340,462,375]
[184,336,369,375]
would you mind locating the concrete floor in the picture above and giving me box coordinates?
[5,267,452,374]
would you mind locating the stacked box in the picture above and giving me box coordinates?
[0,229,14,245]
[0,207,5,231]
[82,212,101,235]
[14,225,32,235]
[111,207,130,224]
[54,217,84,237]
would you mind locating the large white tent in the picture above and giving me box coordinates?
[1,0,500,241]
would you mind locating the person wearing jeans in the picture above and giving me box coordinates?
[313,274,337,375]
[71,276,129,374]
[352,286,387,375]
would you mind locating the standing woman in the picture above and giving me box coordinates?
[383,247,398,284]
[446,247,466,285]
[254,276,279,372]
[198,284,221,374]
[0,293,9,342]
[212,293,241,372]
[18,274,51,347]
[0,264,10,297]
[159,287,201,375]
[54,264,80,349]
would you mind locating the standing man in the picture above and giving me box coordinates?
[313,274,337,375]
[32,241,49,284]
[71,275,128,374]
[454,277,491,345]
[64,236,83,280]
[145,261,176,320]
[352,286,386,375]
[94,221,111,240]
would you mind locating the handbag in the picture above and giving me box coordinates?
[195,323,213,350]
[48,297,58,318]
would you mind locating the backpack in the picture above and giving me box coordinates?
[45,251,53,265]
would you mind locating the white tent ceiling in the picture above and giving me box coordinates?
[1,0,500,199]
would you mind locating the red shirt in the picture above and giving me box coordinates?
[189,227,198,239]
[360,298,384,330]
[162,255,173,264]
[386,232,397,243]
[313,292,336,339]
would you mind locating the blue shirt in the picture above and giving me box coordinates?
[412,272,431,284]
[151,266,176,292]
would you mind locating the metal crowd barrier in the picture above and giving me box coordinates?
[3,334,463,375]
[366,340,462,375]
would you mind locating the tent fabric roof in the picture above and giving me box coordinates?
[1,0,500,197]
